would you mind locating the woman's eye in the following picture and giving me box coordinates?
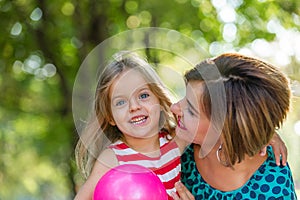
[187,107,195,116]
[116,100,126,106]
[139,93,149,99]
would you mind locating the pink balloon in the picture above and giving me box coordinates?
[93,164,168,200]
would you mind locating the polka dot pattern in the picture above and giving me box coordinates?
[181,145,297,199]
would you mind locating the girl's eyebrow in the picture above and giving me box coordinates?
[136,85,151,93]
[138,84,150,90]
[187,98,199,115]
[112,86,150,100]
[111,96,124,104]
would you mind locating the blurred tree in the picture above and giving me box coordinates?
[1,0,299,199]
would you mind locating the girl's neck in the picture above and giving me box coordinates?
[123,134,160,157]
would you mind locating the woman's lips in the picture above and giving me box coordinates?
[177,116,187,130]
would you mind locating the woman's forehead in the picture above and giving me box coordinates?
[186,81,204,107]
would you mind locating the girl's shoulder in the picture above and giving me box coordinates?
[97,148,119,168]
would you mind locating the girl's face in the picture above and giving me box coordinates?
[109,69,161,139]
[171,81,211,145]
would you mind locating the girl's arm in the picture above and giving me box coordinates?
[74,148,118,200]
[259,132,287,166]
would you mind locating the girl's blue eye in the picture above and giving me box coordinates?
[116,100,125,106]
[140,93,149,99]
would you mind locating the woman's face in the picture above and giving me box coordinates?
[171,81,211,145]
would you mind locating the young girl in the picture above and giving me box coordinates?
[74,52,187,199]
[74,52,287,200]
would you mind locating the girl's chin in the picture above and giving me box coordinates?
[124,130,158,139]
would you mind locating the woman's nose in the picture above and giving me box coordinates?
[170,101,182,116]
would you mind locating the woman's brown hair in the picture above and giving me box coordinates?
[185,53,291,166]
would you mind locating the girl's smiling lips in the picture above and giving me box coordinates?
[130,115,148,125]
[177,116,187,130]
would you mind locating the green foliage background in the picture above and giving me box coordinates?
[1,0,300,199]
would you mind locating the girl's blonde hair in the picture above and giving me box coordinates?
[185,53,291,167]
[75,52,176,178]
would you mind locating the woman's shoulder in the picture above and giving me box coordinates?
[251,146,294,181]
[264,146,294,178]
[246,146,296,197]
[265,146,292,171]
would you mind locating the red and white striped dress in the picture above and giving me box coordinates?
[109,132,181,199]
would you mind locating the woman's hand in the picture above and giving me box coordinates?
[171,182,195,200]
[259,132,287,166]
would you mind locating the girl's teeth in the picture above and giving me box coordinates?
[131,116,146,124]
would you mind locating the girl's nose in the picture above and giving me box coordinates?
[129,98,141,112]
[170,101,182,116]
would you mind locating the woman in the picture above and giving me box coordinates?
[171,53,297,199]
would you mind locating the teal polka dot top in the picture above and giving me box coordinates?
[181,145,297,200]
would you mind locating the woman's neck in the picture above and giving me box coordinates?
[194,144,268,191]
